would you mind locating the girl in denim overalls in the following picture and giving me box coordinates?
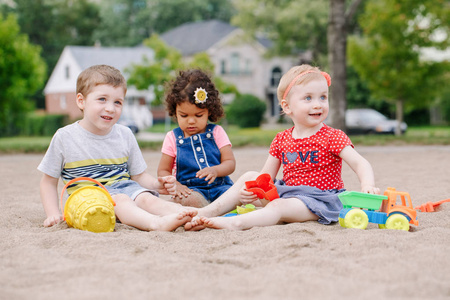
[158,70,236,208]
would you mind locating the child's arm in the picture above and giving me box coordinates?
[340,146,380,194]
[260,155,281,180]
[157,153,192,198]
[131,171,177,196]
[240,155,281,205]
[40,174,64,227]
[196,145,236,184]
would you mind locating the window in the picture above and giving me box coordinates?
[65,66,70,79]
[230,53,240,75]
[271,67,282,87]
[221,60,226,75]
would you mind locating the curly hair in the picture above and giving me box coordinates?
[164,69,224,123]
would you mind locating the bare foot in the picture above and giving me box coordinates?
[184,216,207,231]
[202,216,242,230]
[152,210,197,231]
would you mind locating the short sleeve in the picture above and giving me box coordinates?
[37,130,65,178]
[329,128,353,156]
[161,131,177,157]
[268,132,282,160]
[213,125,232,149]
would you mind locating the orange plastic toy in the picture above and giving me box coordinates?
[415,199,450,212]
[245,173,279,201]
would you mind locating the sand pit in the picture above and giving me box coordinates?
[1,145,449,299]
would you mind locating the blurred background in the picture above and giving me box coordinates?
[0,0,448,150]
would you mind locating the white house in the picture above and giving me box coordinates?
[43,45,155,129]
[161,20,312,123]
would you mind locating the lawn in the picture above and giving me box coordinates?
[0,125,449,153]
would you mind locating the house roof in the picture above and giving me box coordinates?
[44,45,154,94]
[160,20,239,56]
[67,45,154,75]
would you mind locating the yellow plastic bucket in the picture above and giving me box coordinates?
[60,177,116,233]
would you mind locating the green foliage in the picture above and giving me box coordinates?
[0,14,46,137]
[348,0,449,113]
[346,66,373,109]
[126,34,184,105]
[232,0,328,63]
[148,0,236,34]
[93,0,149,46]
[2,0,100,109]
[227,94,266,128]
[10,0,100,73]
[0,136,52,153]
[93,0,235,46]
[127,34,237,105]
[21,114,67,137]
[436,75,450,124]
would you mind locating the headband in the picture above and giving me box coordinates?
[282,70,331,100]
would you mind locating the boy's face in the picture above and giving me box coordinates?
[76,84,125,135]
[175,101,209,137]
[281,77,329,129]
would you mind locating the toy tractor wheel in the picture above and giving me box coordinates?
[385,214,409,231]
[344,209,369,229]
[338,217,346,228]
[378,224,386,229]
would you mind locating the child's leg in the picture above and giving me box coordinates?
[135,192,197,216]
[114,194,196,231]
[197,171,260,217]
[200,197,319,231]
[171,191,210,208]
[184,171,260,231]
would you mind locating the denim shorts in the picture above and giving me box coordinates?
[104,180,158,201]
[275,180,345,225]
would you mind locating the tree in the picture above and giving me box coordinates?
[11,0,100,72]
[93,0,150,46]
[2,0,100,109]
[327,0,363,131]
[0,14,46,136]
[148,0,236,34]
[232,0,328,62]
[126,34,237,106]
[232,0,364,131]
[93,0,236,46]
[348,0,449,134]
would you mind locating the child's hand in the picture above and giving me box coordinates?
[239,187,259,204]
[196,167,218,184]
[361,185,380,194]
[172,182,192,199]
[44,214,64,227]
[157,176,177,195]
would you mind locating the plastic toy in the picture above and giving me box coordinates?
[223,204,256,217]
[338,187,418,231]
[60,177,116,233]
[245,173,279,201]
[415,199,450,212]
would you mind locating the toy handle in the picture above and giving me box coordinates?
[60,177,115,217]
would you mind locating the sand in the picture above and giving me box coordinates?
[1,145,450,299]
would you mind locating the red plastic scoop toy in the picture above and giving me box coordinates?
[245,173,279,201]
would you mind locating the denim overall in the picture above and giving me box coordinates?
[173,124,233,202]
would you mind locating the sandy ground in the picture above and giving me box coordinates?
[1,145,450,299]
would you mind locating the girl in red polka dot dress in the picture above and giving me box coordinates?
[185,64,380,231]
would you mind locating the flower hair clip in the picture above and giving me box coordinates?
[194,87,208,104]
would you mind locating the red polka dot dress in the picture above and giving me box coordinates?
[269,124,353,190]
